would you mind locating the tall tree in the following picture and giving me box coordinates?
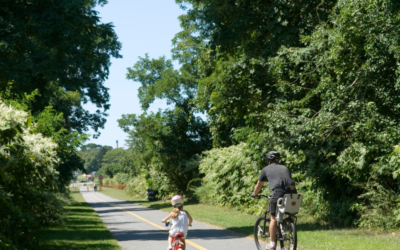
[175,0,400,227]
[121,53,212,193]
[97,148,130,178]
[0,0,121,136]
[175,0,337,146]
[259,0,400,226]
[78,144,112,173]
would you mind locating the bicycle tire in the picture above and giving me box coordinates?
[254,216,271,250]
[173,245,182,250]
[281,218,297,250]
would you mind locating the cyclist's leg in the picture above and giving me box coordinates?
[269,189,286,248]
[181,239,186,250]
[269,196,278,247]
[269,216,278,243]
[168,235,173,248]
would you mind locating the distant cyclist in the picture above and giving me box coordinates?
[94,183,97,192]
[251,151,297,250]
[162,195,193,250]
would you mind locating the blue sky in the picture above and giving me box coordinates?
[84,1,186,148]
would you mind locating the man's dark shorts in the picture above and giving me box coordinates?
[269,188,297,217]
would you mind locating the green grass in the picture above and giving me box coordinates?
[100,187,400,250]
[38,192,122,250]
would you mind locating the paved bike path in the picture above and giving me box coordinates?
[80,187,258,250]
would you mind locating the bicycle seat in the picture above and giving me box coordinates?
[175,233,185,239]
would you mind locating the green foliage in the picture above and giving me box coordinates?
[97,148,131,178]
[109,173,130,185]
[177,0,337,147]
[125,175,148,199]
[2,90,88,190]
[118,110,209,193]
[0,0,122,246]
[0,100,63,248]
[195,143,269,214]
[102,148,125,166]
[97,164,129,179]
[168,0,400,229]
[252,0,400,227]
[176,0,336,57]
[39,192,122,250]
[102,0,400,230]
[33,106,88,190]
[0,0,121,136]
[77,175,88,182]
[103,167,175,199]
[78,143,112,173]
[121,52,212,193]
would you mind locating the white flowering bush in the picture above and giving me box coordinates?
[0,101,60,249]
[0,102,27,126]
[0,101,59,189]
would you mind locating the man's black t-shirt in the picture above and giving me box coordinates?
[258,163,295,191]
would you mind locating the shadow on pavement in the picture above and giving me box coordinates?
[112,228,246,242]
[87,201,154,212]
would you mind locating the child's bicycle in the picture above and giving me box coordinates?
[253,194,302,250]
[162,220,185,250]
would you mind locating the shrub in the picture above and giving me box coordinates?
[195,143,270,214]
[0,101,60,248]
[126,175,147,199]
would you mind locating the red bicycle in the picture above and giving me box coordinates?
[171,232,185,250]
[162,220,187,250]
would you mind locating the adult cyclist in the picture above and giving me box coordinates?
[251,151,297,250]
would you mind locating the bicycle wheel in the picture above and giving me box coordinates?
[254,216,271,250]
[280,218,297,250]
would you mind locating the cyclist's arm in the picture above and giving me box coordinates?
[162,213,173,223]
[185,211,193,226]
[253,180,265,196]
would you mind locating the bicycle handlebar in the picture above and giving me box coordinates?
[161,220,192,227]
[252,194,272,199]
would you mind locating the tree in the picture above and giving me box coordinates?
[174,0,400,227]
[121,53,212,193]
[119,110,211,193]
[259,0,400,227]
[175,0,337,146]
[102,148,125,166]
[33,107,88,190]
[0,0,123,246]
[81,143,103,151]
[78,144,112,173]
[97,148,130,178]
[0,0,121,136]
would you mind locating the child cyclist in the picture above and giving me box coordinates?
[162,195,193,250]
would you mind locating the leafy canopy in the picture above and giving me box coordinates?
[0,0,121,136]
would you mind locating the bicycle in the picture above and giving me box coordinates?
[161,220,187,250]
[254,194,302,250]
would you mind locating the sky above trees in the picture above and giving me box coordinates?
[83,0,186,148]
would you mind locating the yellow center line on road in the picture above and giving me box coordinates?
[89,194,207,250]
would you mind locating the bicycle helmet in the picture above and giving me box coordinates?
[266,151,280,161]
[171,195,184,207]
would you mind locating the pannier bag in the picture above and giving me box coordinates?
[277,194,303,215]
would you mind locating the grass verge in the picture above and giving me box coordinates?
[99,187,400,250]
[38,192,122,250]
